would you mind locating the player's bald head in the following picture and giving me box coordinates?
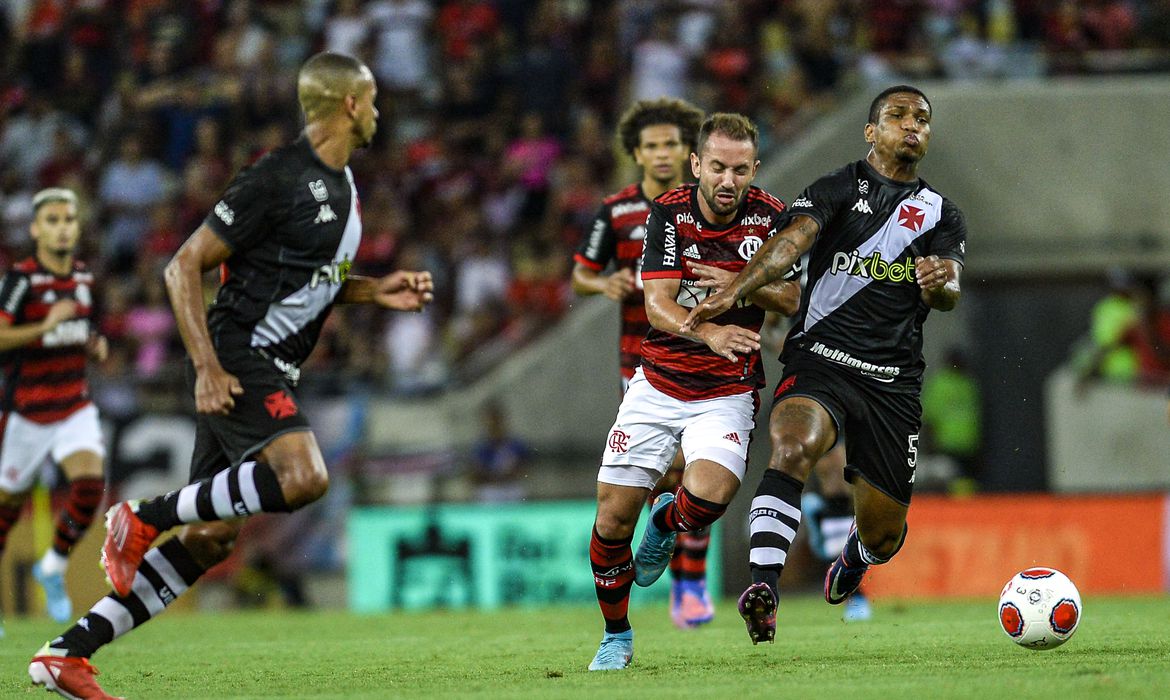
[297,52,374,122]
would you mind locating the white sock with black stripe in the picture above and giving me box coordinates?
[49,539,206,658]
[748,469,805,597]
[135,461,291,531]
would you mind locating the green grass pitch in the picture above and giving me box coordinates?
[4,595,1168,699]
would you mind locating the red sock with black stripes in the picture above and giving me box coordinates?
[590,527,634,634]
[51,477,105,558]
[673,529,710,580]
[652,487,726,533]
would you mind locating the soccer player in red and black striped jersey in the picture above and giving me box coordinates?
[588,113,801,670]
[573,98,722,629]
[0,188,110,634]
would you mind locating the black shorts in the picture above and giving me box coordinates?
[773,354,921,506]
[187,349,310,483]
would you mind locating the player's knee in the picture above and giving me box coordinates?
[768,435,817,480]
[179,523,239,569]
[594,509,638,540]
[282,466,329,509]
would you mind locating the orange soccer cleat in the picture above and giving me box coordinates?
[101,501,159,597]
[29,652,123,700]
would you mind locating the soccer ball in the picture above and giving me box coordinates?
[998,567,1082,650]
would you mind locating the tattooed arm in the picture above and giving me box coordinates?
[682,214,820,330]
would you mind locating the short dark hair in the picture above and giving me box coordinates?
[298,51,372,121]
[867,85,932,124]
[616,98,704,156]
[695,112,759,157]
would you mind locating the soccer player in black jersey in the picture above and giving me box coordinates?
[588,114,801,670]
[0,188,109,634]
[684,86,966,644]
[29,53,434,699]
[573,98,722,629]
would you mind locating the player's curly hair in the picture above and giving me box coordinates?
[695,113,759,157]
[616,98,704,156]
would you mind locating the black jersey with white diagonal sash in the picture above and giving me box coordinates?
[781,159,966,391]
[203,136,361,367]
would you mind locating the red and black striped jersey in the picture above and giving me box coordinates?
[0,258,94,423]
[640,184,796,401]
[573,183,652,380]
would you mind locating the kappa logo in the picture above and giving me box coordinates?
[723,432,742,446]
[851,199,873,214]
[308,179,329,202]
[214,201,235,226]
[608,428,630,453]
[264,390,299,420]
[315,204,338,224]
[683,244,701,259]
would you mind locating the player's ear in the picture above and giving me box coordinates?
[690,152,700,178]
[864,122,875,145]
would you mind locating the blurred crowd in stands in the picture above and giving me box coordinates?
[2,0,1170,411]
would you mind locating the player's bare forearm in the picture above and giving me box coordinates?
[646,292,720,345]
[337,275,377,304]
[572,263,635,302]
[0,321,52,350]
[747,280,801,316]
[165,226,231,371]
[571,264,604,296]
[643,277,739,358]
[922,281,960,310]
[729,216,819,302]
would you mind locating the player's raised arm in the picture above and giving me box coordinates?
[682,214,819,330]
[163,224,240,415]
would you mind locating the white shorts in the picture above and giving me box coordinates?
[0,404,105,492]
[598,368,755,490]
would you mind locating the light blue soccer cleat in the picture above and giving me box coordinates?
[588,630,634,671]
[32,562,73,623]
[633,493,677,587]
[843,590,873,622]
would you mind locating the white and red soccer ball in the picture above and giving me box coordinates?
[998,567,1082,650]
